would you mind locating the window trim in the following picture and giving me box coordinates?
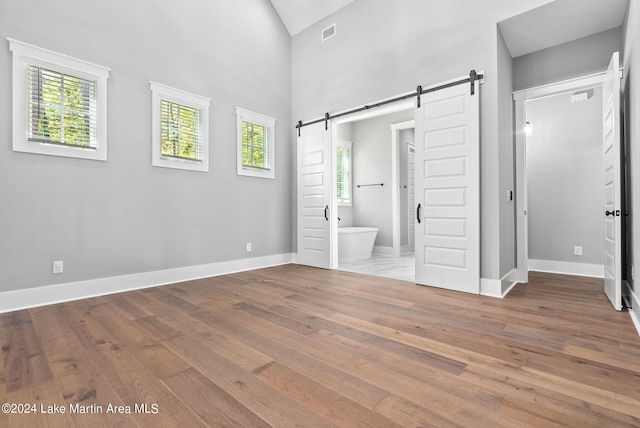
[8,38,110,161]
[336,139,353,206]
[150,81,211,172]
[236,107,276,179]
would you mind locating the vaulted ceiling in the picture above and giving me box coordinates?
[271,0,628,58]
[269,0,355,36]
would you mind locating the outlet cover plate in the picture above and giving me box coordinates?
[53,261,64,274]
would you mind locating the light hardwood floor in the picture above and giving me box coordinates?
[1,266,639,427]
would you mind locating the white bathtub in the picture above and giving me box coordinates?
[338,227,379,263]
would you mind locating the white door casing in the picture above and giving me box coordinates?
[415,79,480,294]
[408,144,416,252]
[297,122,332,269]
[603,51,622,311]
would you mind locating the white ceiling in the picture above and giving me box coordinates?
[499,0,629,57]
[269,0,355,36]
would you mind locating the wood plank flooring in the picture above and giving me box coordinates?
[1,266,639,427]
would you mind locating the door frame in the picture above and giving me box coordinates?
[390,120,416,256]
[513,72,607,283]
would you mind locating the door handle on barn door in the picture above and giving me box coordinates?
[324,205,329,221]
[417,203,422,223]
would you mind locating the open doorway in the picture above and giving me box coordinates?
[514,68,623,302]
[333,106,416,282]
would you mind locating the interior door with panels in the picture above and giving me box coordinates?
[414,79,480,294]
[603,51,622,311]
[296,122,332,269]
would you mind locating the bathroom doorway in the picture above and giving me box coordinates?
[333,104,416,282]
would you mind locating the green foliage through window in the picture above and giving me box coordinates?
[160,100,201,161]
[27,65,97,148]
[242,121,269,169]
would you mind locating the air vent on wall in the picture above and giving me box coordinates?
[322,24,336,41]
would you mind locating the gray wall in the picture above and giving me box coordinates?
[513,27,624,91]
[526,88,604,264]
[292,0,554,281]
[350,109,413,248]
[497,27,516,278]
[623,0,639,317]
[0,0,292,292]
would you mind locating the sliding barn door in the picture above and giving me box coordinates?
[414,80,480,293]
[297,122,332,269]
[603,51,622,311]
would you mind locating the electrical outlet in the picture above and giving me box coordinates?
[53,260,64,274]
[574,246,582,256]
[246,243,252,252]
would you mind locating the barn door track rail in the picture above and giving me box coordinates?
[296,70,483,136]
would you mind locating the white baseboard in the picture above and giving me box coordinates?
[528,259,604,278]
[625,282,640,336]
[373,245,396,256]
[501,269,519,297]
[481,269,519,299]
[480,278,501,298]
[0,253,294,314]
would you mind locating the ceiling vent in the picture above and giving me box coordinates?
[322,24,336,41]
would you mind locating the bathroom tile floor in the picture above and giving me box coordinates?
[338,252,415,282]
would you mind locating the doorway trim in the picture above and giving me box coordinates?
[390,119,416,256]
[513,71,606,283]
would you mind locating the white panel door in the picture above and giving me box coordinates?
[297,122,332,269]
[603,51,622,311]
[415,80,480,293]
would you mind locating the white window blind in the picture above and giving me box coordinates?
[241,120,270,170]
[160,100,202,161]
[9,38,110,161]
[337,140,352,205]
[27,65,98,149]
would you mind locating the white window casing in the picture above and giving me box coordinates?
[150,81,211,172]
[8,38,110,161]
[336,139,353,206]
[236,107,276,179]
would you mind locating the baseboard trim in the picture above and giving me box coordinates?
[0,253,294,314]
[480,278,501,298]
[373,245,396,256]
[501,269,519,297]
[481,270,518,299]
[528,259,604,278]
[625,282,640,336]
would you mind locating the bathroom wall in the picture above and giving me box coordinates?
[350,109,414,249]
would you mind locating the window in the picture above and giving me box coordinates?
[336,139,353,206]
[236,107,276,179]
[8,38,110,161]
[150,82,211,172]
